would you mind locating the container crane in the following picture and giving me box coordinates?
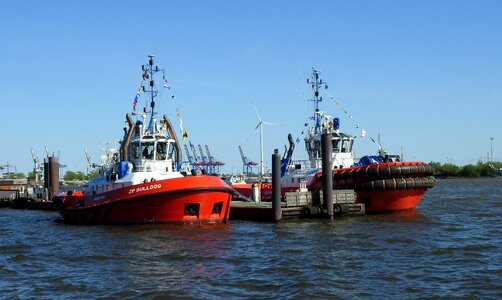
[198,144,208,172]
[198,145,208,163]
[205,145,214,163]
[190,143,200,166]
[205,145,224,174]
[184,144,194,164]
[204,144,214,173]
[238,146,258,175]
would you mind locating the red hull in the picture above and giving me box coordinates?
[231,162,435,213]
[231,183,273,201]
[331,161,435,212]
[53,175,233,225]
[355,189,426,213]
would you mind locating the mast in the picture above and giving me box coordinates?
[306,67,328,134]
[142,55,164,134]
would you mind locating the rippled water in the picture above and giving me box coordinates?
[1,178,501,299]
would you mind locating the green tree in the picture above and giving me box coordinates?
[477,161,496,177]
[63,170,86,181]
[27,171,36,180]
[441,163,461,177]
[460,164,479,177]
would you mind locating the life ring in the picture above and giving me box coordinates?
[334,176,436,191]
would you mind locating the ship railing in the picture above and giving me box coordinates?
[287,159,320,171]
[132,160,173,173]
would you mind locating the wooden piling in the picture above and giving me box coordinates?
[321,133,334,220]
[272,149,282,222]
[49,156,59,200]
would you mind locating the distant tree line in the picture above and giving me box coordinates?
[0,172,26,179]
[428,161,502,178]
[61,170,99,181]
[24,170,99,181]
[5,162,501,181]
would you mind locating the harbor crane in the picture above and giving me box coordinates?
[184,144,194,164]
[84,148,98,174]
[198,145,208,163]
[197,144,208,172]
[205,145,224,174]
[57,151,67,176]
[238,146,258,175]
[0,161,15,177]
[205,145,214,163]
[31,149,43,183]
[190,143,200,164]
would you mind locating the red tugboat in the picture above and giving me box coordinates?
[231,68,435,213]
[53,56,233,225]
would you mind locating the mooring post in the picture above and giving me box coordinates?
[272,149,282,222]
[43,158,50,201]
[48,156,59,201]
[321,133,334,220]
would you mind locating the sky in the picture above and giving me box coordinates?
[1,0,501,176]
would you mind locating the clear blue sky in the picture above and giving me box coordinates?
[1,0,501,175]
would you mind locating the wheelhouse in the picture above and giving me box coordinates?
[127,134,178,173]
[304,131,355,169]
[305,132,354,159]
[128,135,176,161]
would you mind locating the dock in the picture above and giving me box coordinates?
[230,135,365,222]
[1,198,56,211]
[230,189,365,222]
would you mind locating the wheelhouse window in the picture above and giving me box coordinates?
[167,141,175,160]
[332,139,341,153]
[313,141,321,158]
[129,141,141,160]
[341,139,353,153]
[156,141,167,160]
[142,141,155,159]
[305,142,312,154]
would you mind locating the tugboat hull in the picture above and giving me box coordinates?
[53,176,233,225]
[355,189,428,214]
[231,162,436,214]
[332,161,436,213]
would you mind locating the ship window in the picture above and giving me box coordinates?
[212,202,223,214]
[332,139,340,152]
[184,203,199,216]
[342,140,352,153]
[167,142,175,160]
[142,141,154,159]
[314,141,321,158]
[129,141,140,159]
[156,141,167,160]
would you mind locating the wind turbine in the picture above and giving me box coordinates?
[253,105,279,178]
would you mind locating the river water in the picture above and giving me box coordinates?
[1,178,501,299]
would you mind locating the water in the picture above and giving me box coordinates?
[1,178,501,299]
